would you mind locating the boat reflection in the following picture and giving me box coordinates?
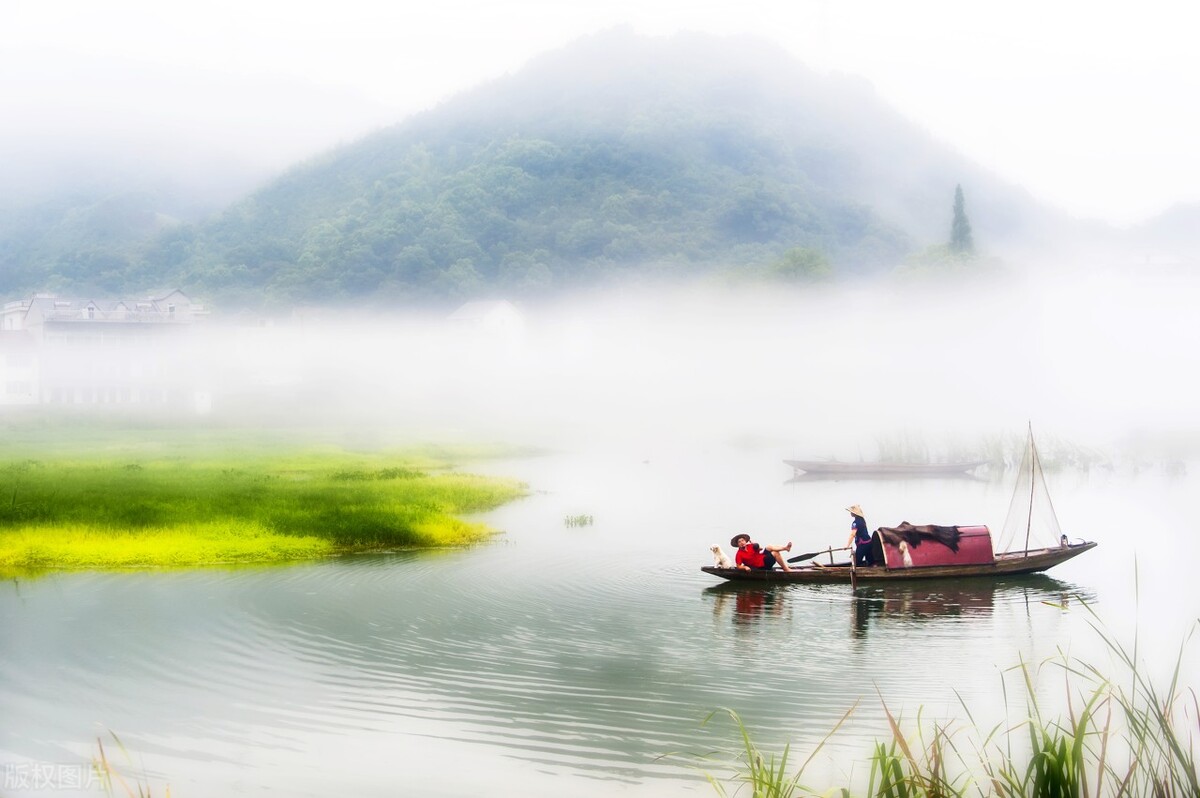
[704,582,793,628]
[849,574,1090,639]
[703,575,1091,638]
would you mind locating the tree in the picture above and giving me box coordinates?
[769,247,831,281]
[950,184,975,254]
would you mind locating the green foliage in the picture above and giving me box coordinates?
[700,707,854,798]
[769,247,833,281]
[0,190,211,299]
[894,245,1006,281]
[0,448,527,571]
[893,185,986,278]
[2,38,929,307]
[950,184,974,254]
[900,244,974,272]
[226,126,860,306]
[868,704,969,798]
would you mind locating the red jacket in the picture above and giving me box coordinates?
[736,543,767,568]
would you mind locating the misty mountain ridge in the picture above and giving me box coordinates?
[2,29,1191,308]
[165,29,1058,308]
[1128,201,1200,259]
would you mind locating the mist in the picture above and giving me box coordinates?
[0,54,396,209]
[50,259,1187,465]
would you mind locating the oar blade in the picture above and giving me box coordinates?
[787,546,849,564]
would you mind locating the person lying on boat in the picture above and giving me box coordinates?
[845,504,876,566]
[729,534,793,571]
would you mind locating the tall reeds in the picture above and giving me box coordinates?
[699,705,856,798]
[707,611,1199,797]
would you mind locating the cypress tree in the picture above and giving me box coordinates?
[950,184,975,254]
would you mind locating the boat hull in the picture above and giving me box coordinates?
[783,460,988,477]
[701,542,1097,583]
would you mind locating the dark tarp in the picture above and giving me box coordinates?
[875,522,961,552]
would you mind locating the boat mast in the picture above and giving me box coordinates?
[1023,422,1035,557]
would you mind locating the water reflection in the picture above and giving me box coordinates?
[849,575,1091,639]
[0,439,1172,798]
[705,583,794,629]
[704,575,1091,642]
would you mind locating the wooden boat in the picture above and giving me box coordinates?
[783,459,988,478]
[702,541,1096,583]
[711,426,1096,584]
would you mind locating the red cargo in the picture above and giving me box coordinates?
[879,524,995,569]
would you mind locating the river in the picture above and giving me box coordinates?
[2,440,1197,797]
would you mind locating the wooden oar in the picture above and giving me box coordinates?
[786,546,851,564]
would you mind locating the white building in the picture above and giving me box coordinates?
[0,290,210,411]
[447,299,525,336]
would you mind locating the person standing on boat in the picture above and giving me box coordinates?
[845,505,875,566]
[730,534,793,571]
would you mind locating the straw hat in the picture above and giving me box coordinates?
[730,533,750,548]
[846,505,864,517]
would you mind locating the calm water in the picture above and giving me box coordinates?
[2,443,1197,797]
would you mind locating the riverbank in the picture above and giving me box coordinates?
[0,443,527,571]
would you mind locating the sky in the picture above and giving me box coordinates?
[4,0,1199,225]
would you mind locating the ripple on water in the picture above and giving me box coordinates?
[0,549,1104,792]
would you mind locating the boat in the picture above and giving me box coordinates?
[709,426,1096,584]
[783,459,988,478]
[701,542,1095,583]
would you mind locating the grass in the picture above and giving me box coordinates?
[94,732,167,798]
[0,446,527,571]
[703,607,1199,797]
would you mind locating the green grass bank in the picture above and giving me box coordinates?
[0,440,527,571]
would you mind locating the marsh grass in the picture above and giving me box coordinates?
[698,705,857,798]
[707,611,1199,797]
[0,447,526,571]
[93,732,167,798]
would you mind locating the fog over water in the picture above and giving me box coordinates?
[177,260,1199,461]
[5,259,1199,798]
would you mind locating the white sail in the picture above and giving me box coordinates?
[997,425,1063,554]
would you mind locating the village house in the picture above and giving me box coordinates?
[446,299,524,335]
[0,289,211,411]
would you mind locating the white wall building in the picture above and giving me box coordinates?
[0,290,210,411]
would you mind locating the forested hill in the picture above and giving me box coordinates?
[9,30,1059,308]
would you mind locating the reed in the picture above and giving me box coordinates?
[870,430,1119,474]
[699,706,856,798]
[93,732,167,798]
[707,614,1199,797]
[866,704,972,798]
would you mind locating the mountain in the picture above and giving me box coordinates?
[5,30,1072,308]
[0,189,208,297]
[1127,202,1200,261]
